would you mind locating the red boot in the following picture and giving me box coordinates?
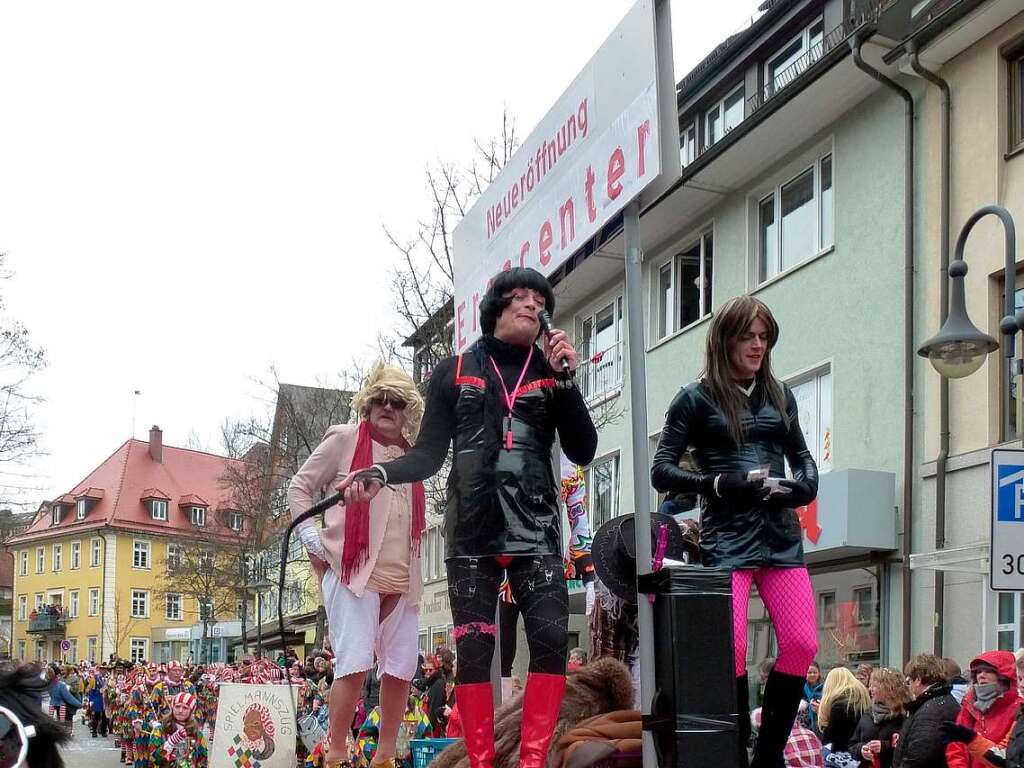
[455,682,496,768]
[519,673,566,768]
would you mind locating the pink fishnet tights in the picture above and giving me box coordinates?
[732,567,817,677]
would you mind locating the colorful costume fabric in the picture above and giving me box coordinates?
[355,696,431,768]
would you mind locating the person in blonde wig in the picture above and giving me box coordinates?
[289,361,426,768]
[817,667,870,761]
[652,295,819,768]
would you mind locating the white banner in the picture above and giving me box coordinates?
[453,0,663,352]
[210,683,299,768]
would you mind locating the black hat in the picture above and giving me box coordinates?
[592,513,691,603]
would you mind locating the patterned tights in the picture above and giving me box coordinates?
[732,567,817,677]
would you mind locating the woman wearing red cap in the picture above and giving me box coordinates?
[146,691,208,768]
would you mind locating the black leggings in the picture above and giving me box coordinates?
[447,555,567,684]
[499,599,520,677]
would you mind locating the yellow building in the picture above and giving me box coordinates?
[6,426,253,664]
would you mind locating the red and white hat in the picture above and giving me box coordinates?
[172,692,197,712]
[167,660,182,671]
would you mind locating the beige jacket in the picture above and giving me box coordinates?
[287,423,422,606]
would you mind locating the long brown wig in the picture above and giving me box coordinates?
[702,295,788,445]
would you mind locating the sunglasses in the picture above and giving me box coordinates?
[370,395,407,411]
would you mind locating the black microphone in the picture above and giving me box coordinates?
[538,309,571,375]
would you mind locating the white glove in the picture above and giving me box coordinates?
[585,581,596,616]
[298,525,326,559]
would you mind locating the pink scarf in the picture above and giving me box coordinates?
[340,420,426,582]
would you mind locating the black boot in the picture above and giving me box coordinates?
[751,670,805,768]
[736,674,751,768]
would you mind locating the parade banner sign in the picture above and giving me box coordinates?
[452,0,667,352]
[210,683,299,768]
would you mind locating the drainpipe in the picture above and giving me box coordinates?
[908,41,951,659]
[851,35,916,665]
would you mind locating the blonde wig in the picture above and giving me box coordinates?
[818,666,871,729]
[350,361,424,442]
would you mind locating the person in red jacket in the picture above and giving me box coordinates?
[946,650,1020,768]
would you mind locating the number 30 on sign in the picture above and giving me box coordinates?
[991,449,1024,590]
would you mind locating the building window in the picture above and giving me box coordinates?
[818,591,837,627]
[35,547,43,574]
[88,588,99,617]
[129,638,147,664]
[787,366,833,473]
[166,593,182,621]
[577,296,624,402]
[17,640,25,661]
[167,544,181,572]
[585,454,620,531]
[70,541,81,570]
[199,599,214,622]
[52,544,62,572]
[132,540,151,569]
[17,595,26,621]
[51,505,61,526]
[67,638,78,663]
[228,512,243,532]
[19,551,26,576]
[853,586,874,625]
[1003,282,1024,441]
[75,499,87,521]
[69,590,79,618]
[1008,42,1024,153]
[87,636,97,663]
[35,641,43,662]
[190,506,206,527]
[151,499,168,521]
[763,18,825,100]
[655,231,714,340]
[757,152,833,283]
[199,549,213,573]
[91,538,101,567]
[131,590,149,618]
[34,593,43,612]
[704,85,744,150]
[680,122,696,167]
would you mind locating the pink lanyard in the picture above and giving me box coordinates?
[489,346,534,451]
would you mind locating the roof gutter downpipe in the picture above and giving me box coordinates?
[908,40,950,659]
[851,34,916,666]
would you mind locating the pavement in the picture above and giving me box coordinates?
[60,718,123,768]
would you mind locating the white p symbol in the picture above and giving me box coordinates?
[1016,482,1024,520]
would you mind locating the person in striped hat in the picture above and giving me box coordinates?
[152,660,196,720]
[146,690,209,768]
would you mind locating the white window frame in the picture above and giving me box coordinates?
[52,544,62,572]
[575,292,625,404]
[17,640,25,661]
[818,589,837,627]
[199,549,213,573]
[704,84,744,150]
[763,17,825,98]
[584,452,621,532]
[88,588,99,617]
[785,363,833,474]
[70,541,81,570]
[199,598,214,622]
[228,512,243,532]
[653,227,714,341]
[75,499,87,520]
[129,637,148,664]
[166,593,182,621]
[19,551,26,576]
[35,547,44,574]
[33,593,43,612]
[132,539,151,569]
[91,538,101,567]
[69,590,79,618]
[852,585,874,626]
[131,589,149,619]
[166,543,181,571]
[67,638,77,663]
[680,121,697,167]
[51,505,61,526]
[151,499,168,521]
[17,595,26,621]
[190,506,206,527]
[755,149,834,285]
[87,636,97,663]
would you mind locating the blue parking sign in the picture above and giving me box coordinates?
[998,464,1024,522]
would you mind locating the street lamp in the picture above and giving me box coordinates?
[918,205,1015,380]
[246,576,273,659]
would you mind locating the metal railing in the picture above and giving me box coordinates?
[746,22,848,114]
[576,339,624,403]
[28,613,67,633]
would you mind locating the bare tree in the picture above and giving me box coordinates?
[0,257,46,508]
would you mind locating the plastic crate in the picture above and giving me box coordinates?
[409,738,460,768]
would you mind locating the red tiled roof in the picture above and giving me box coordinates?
[54,494,76,505]
[75,487,104,500]
[178,493,209,507]
[8,439,247,544]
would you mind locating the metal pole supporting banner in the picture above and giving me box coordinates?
[623,200,657,768]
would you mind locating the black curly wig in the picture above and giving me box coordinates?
[478,267,555,336]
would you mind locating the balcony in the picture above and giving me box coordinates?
[577,339,623,404]
[28,612,67,634]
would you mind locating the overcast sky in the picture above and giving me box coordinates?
[0,0,761,502]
